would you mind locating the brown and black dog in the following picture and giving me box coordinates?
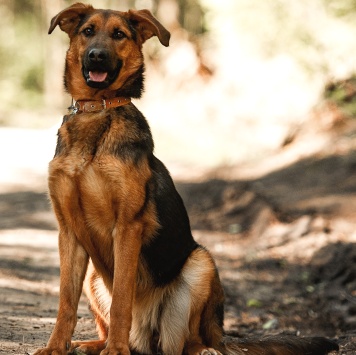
[34,3,339,355]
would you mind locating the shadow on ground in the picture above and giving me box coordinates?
[0,148,355,353]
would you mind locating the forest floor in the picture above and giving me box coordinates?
[0,110,356,354]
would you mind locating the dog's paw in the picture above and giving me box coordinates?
[99,344,130,355]
[69,340,106,354]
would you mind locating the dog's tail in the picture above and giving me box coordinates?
[219,334,339,355]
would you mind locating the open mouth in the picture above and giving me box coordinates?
[82,61,122,89]
[89,71,108,82]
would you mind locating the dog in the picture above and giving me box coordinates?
[34,3,339,355]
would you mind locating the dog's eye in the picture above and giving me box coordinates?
[83,27,94,37]
[113,29,126,40]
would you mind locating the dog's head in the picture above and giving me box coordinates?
[49,3,170,100]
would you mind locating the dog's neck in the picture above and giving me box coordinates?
[69,96,131,114]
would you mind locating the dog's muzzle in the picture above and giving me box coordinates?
[82,48,122,89]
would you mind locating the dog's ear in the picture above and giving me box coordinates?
[128,9,170,47]
[48,2,94,35]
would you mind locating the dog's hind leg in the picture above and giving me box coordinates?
[183,248,225,355]
[158,247,222,355]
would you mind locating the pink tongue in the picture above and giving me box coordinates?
[89,71,108,82]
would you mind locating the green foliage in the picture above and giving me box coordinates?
[324,76,356,117]
[324,0,356,18]
[202,0,356,78]
[22,64,44,93]
[0,0,44,111]
[247,298,263,308]
[178,0,206,34]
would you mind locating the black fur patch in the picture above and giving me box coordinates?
[54,115,71,157]
[116,64,145,99]
[111,105,153,164]
[141,157,198,286]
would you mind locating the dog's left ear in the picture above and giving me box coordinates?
[128,9,170,47]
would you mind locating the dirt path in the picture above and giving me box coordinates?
[0,125,355,354]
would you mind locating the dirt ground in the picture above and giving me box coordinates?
[1,110,356,354]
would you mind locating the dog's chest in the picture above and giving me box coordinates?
[48,111,153,242]
[53,112,119,172]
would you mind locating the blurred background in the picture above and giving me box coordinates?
[1,1,356,353]
[2,0,356,167]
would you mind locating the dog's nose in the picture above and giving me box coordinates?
[88,48,107,63]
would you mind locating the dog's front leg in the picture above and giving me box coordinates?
[34,230,89,355]
[101,222,142,355]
